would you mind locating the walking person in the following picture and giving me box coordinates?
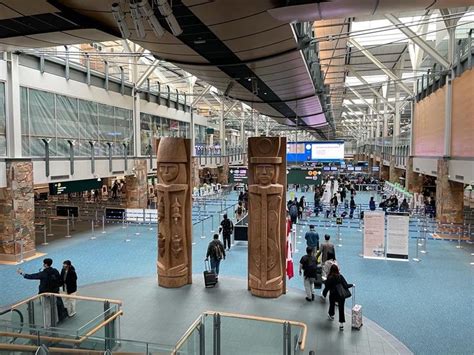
[299,247,319,302]
[330,193,339,217]
[289,200,298,225]
[219,214,234,251]
[60,260,78,317]
[322,251,338,281]
[369,196,376,211]
[316,234,335,264]
[349,196,356,218]
[321,264,354,331]
[298,196,306,220]
[304,225,319,254]
[206,234,226,281]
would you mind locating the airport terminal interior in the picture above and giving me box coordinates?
[0,1,473,354]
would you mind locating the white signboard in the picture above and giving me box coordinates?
[363,211,385,259]
[386,214,409,260]
[126,209,158,223]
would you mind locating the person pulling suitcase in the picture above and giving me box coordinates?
[205,234,226,283]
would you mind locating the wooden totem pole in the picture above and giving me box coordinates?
[248,137,287,298]
[156,137,192,288]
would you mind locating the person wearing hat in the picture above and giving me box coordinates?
[219,213,234,251]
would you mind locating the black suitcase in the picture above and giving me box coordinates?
[314,265,323,289]
[203,260,217,288]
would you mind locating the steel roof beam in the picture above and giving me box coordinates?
[348,38,412,96]
[385,13,450,69]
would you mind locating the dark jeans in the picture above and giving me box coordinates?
[223,234,231,250]
[329,295,346,323]
[349,207,355,218]
[210,258,221,276]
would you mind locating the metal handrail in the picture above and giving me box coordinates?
[9,292,122,310]
[172,310,307,354]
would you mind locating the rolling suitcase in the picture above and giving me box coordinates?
[314,265,323,289]
[203,260,217,288]
[351,285,363,330]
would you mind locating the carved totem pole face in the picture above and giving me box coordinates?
[255,164,277,186]
[158,163,179,183]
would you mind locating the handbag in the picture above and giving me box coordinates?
[336,283,352,299]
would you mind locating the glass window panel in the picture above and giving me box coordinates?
[56,95,78,138]
[162,118,170,137]
[140,113,151,155]
[0,82,6,156]
[98,103,115,141]
[30,138,45,157]
[78,99,98,141]
[114,107,130,144]
[28,89,55,137]
[56,139,69,157]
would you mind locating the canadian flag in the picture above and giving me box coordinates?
[286,219,294,279]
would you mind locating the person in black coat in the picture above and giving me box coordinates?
[321,264,353,331]
[60,260,78,317]
[17,258,60,294]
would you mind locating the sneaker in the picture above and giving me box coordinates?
[311,294,315,301]
[305,297,312,302]
[339,323,344,331]
[320,295,326,302]
[328,315,334,321]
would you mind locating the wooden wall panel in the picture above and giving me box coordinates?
[413,87,446,156]
[451,69,474,158]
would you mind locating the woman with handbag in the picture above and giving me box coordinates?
[321,264,353,330]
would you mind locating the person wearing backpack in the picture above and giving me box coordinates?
[289,201,298,224]
[219,214,234,251]
[206,234,226,280]
[18,258,64,325]
[299,247,319,301]
[17,258,61,294]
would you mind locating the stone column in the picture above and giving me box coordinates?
[125,160,148,209]
[380,164,390,181]
[156,138,192,288]
[405,157,423,193]
[436,159,464,224]
[218,158,229,184]
[0,160,35,263]
[389,158,403,184]
[248,137,286,298]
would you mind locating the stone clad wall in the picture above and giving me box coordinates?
[0,160,35,261]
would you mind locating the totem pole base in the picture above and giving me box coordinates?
[158,275,190,288]
[250,287,284,298]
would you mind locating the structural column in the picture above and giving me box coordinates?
[125,160,148,208]
[436,159,463,224]
[405,157,423,193]
[0,159,35,262]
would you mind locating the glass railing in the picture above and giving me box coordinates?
[173,311,307,355]
[0,320,173,354]
[1,293,123,347]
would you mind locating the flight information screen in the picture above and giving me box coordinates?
[287,141,344,163]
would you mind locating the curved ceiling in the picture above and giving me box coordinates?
[0,0,471,139]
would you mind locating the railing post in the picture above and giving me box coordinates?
[213,313,221,355]
[199,315,206,355]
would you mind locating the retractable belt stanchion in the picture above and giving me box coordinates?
[148,212,153,231]
[420,217,428,254]
[42,225,48,246]
[65,217,72,238]
[47,218,54,238]
[102,215,106,234]
[90,220,96,240]
[18,240,24,264]
[201,217,206,239]
[337,224,342,247]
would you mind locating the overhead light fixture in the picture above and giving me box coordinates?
[137,0,165,39]
[129,0,146,39]
[156,0,183,36]
[111,3,131,39]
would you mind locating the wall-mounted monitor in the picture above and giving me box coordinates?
[287,141,345,163]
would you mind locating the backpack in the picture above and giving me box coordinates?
[47,268,61,293]
[221,219,234,235]
[213,241,223,260]
[305,256,319,278]
[289,204,298,217]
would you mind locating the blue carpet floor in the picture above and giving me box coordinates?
[1,191,473,355]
